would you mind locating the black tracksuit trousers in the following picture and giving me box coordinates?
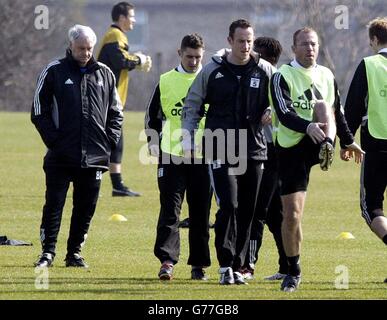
[244,143,287,274]
[154,158,212,267]
[40,166,102,256]
[209,160,264,270]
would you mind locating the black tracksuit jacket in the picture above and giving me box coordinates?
[31,50,123,170]
[182,53,275,161]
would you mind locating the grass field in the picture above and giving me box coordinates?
[0,111,385,300]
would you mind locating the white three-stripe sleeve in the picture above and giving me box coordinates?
[33,60,60,116]
[271,73,290,115]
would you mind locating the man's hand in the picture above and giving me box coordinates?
[142,55,152,72]
[135,53,152,72]
[306,122,326,144]
[260,108,272,126]
[340,142,365,164]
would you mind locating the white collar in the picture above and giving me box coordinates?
[378,48,387,54]
[290,59,317,70]
[177,64,202,74]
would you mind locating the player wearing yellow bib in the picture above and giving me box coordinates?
[341,17,387,283]
[270,27,364,292]
[145,34,211,281]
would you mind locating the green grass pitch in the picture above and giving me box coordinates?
[0,111,385,300]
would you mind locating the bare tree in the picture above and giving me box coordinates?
[251,0,385,97]
[0,0,82,111]
[1,0,384,111]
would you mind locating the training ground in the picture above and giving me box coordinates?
[0,112,385,301]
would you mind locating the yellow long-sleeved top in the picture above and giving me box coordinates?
[97,25,140,106]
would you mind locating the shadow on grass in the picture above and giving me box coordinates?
[0,277,241,296]
[1,277,385,287]
[0,288,160,294]
[0,276,219,286]
[0,276,385,299]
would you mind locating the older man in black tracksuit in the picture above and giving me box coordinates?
[182,19,274,285]
[31,25,123,268]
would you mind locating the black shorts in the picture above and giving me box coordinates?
[360,151,387,225]
[276,136,320,195]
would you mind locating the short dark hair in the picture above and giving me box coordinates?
[254,37,283,65]
[111,2,134,22]
[181,33,205,51]
[229,19,252,39]
[293,27,318,45]
[368,17,387,44]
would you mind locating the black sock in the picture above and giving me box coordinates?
[383,234,387,245]
[287,255,301,276]
[110,173,123,189]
